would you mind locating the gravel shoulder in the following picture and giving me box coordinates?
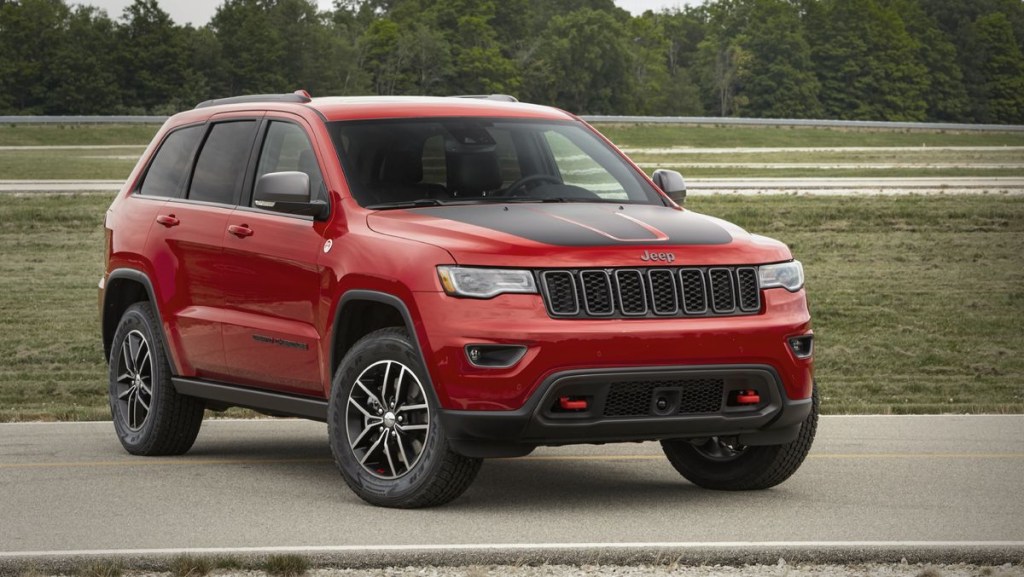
[213,563,1024,577]
[8,562,1024,577]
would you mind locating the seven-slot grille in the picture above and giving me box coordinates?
[539,267,761,319]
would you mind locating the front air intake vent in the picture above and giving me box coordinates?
[603,378,724,417]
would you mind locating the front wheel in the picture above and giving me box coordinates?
[327,328,482,508]
[661,385,819,490]
[108,302,204,455]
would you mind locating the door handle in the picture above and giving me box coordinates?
[155,214,179,227]
[228,224,254,238]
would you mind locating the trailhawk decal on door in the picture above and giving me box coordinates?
[412,204,733,247]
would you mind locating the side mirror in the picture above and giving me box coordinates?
[253,171,328,220]
[652,169,687,205]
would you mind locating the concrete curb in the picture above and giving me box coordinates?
[2,542,1022,575]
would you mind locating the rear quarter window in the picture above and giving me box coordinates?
[136,125,204,198]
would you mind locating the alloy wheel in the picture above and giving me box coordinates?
[345,360,430,479]
[114,329,153,431]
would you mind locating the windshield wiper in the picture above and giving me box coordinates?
[365,198,446,210]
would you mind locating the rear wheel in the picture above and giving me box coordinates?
[327,328,482,508]
[108,302,204,455]
[661,385,819,490]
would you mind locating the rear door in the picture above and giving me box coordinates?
[217,116,328,395]
[145,115,260,379]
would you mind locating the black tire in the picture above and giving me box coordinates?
[661,385,819,490]
[108,302,204,456]
[327,328,482,508]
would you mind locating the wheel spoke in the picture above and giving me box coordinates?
[359,432,386,465]
[118,384,136,401]
[394,430,411,469]
[122,344,134,376]
[129,333,144,369]
[355,379,383,411]
[350,420,380,449]
[138,350,151,376]
[138,378,152,397]
[380,362,392,408]
[383,431,397,477]
[397,423,427,433]
[128,389,139,428]
[396,403,427,413]
[392,365,407,408]
[348,395,376,419]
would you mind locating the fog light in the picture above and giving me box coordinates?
[465,344,527,368]
[788,335,814,359]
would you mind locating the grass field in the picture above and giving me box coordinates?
[0,123,157,146]
[0,193,1021,421]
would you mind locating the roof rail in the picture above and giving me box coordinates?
[450,94,519,103]
[195,90,312,109]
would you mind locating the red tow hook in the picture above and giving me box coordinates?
[558,396,588,411]
[734,390,761,405]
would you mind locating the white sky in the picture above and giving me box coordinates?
[79,0,698,27]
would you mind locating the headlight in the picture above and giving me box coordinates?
[437,266,538,299]
[758,261,804,292]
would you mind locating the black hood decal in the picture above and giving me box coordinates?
[413,204,733,247]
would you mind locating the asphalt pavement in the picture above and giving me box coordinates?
[0,415,1022,568]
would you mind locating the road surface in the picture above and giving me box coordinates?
[0,415,1021,567]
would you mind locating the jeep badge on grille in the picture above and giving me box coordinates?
[640,250,676,263]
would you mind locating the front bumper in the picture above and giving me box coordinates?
[414,286,814,411]
[439,364,813,458]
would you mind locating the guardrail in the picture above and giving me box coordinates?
[2,114,1022,132]
[0,115,168,124]
[583,115,1024,132]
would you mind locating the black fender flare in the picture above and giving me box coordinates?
[330,289,434,390]
[102,268,178,374]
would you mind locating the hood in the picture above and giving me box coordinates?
[366,203,792,268]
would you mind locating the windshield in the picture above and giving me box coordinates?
[326,118,665,208]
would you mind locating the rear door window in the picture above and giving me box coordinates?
[187,120,258,205]
[137,125,203,198]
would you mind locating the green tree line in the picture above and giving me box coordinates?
[1,0,1022,122]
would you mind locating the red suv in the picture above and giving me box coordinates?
[100,92,817,508]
